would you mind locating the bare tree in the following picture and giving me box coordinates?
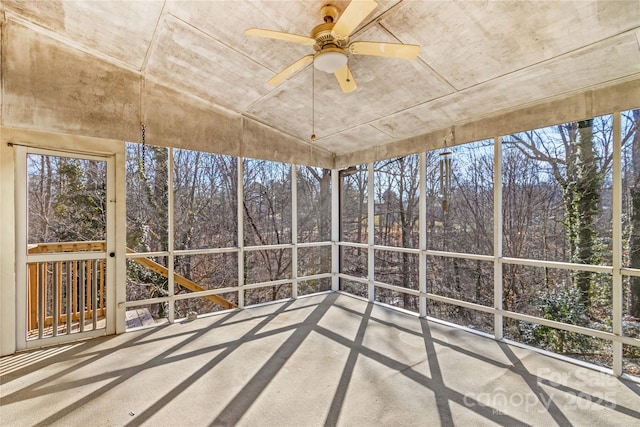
[625,110,640,318]
[505,118,611,308]
[243,159,292,303]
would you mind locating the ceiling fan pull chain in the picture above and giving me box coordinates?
[311,66,316,142]
[141,122,147,176]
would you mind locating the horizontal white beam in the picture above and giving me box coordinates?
[244,244,294,252]
[118,285,241,308]
[242,279,292,290]
[425,250,493,262]
[298,273,332,281]
[172,247,240,256]
[372,281,420,297]
[501,257,614,273]
[126,251,170,258]
[425,293,495,315]
[337,242,368,249]
[374,245,420,255]
[337,273,368,285]
[297,241,332,248]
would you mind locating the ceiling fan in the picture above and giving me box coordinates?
[245,0,420,93]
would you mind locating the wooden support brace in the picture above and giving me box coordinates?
[126,248,237,310]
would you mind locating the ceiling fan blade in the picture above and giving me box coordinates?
[245,28,316,46]
[335,65,357,93]
[349,41,420,59]
[267,55,314,86]
[331,0,378,40]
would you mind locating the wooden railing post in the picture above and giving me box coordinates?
[28,263,38,331]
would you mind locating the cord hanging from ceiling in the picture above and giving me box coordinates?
[311,65,316,142]
[140,75,147,177]
[141,122,147,176]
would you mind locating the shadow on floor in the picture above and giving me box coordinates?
[2,293,639,427]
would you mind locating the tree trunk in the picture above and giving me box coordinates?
[629,110,640,317]
[570,119,601,308]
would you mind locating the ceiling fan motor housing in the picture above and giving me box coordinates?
[311,22,347,50]
[313,4,349,73]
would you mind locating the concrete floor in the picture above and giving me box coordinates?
[1,293,639,427]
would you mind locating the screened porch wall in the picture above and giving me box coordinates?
[121,109,640,380]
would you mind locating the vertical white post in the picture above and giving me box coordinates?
[368,162,375,302]
[14,146,27,351]
[291,165,298,299]
[493,137,503,340]
[167,147,175,323]
[237,157,245,308]
[612,112,623,376]
[114,146,127,335]
[419,152,428,317]
[331,168,340,291]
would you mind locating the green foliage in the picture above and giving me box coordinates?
[589,272,612,324]
[28,155,107,244]
[519,285,591,354]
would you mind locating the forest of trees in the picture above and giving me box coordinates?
[124,149,332,318]
[28,155,107,245]
[26,110,639,376]
[339,112,640,374]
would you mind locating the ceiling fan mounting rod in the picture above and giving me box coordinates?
[321,4,339,23]
[313,4,348,48]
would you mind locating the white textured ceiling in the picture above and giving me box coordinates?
[2,0,639,156]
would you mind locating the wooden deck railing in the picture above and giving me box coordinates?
[27,241,236,335]
[27,242,106,335]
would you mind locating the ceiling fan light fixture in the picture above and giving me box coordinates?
[314,48,347,73]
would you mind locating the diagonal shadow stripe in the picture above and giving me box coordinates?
[1,325,165,400]
[210,293,339,426]
[498,342,573,426]
[125,297,309,426]
[420,319,454,427]
[536,377,640,419]
[323,302,373,427]
[4,320,308,400]
[315,325,532,426]
[621,378,640,397]
[365,310,512,370]
[29,309,241,426]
